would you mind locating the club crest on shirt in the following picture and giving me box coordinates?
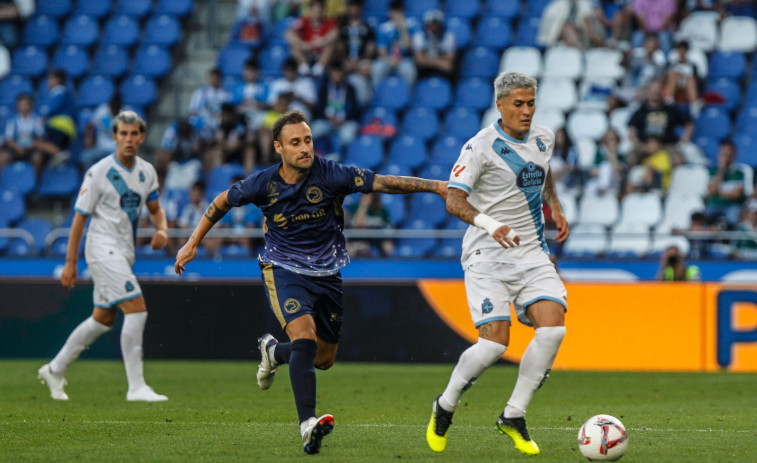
[516,162,546,192]
[482,297,494,314]
[284,298,301,314]
[535,137,546,152]
[306,186,323,203]
[139,171,145,182]
[125,281,134,292]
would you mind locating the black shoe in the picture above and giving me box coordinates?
[303,414,334,455]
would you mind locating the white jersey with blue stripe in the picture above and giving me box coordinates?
[74,154,160,264]
[449,121,555,268]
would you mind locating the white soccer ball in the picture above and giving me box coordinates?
[577,414,629,461]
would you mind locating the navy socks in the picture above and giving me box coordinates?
[287,339,318,423]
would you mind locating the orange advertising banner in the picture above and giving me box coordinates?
[418,280,757,372]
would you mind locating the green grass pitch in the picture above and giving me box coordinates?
[1,360,755,462]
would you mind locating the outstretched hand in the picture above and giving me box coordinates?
[174,243,197,276]
[552,210,570,243]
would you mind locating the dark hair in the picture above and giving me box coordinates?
[244,58,259,69]
[691,211,706,223]
[192,180,206,191]
[720,138,736,150]
[389,0,403,11]
[16,92,32,103]
[272,110,310,142]
[48,68,67,82]
[209,67,222,76]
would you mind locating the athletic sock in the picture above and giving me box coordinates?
[273,341,292,365]
[439,337,507,412]
[288,339,318,423]
[505,326,566,418]
[121,312,148,392]
[50,316,111,375]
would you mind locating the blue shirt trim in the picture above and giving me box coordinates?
[449,181,471,193]
[522,295,567,310]
[74,207,90,216]
[111,153,135,172]
[100,292,143,309]
[493,120,529,144]
[474,315,511,327]
[146,190,160,203]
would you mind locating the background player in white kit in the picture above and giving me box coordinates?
[426,71,570,455]
[38,110,170,402]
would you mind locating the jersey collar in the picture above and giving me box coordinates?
[493,119,530,144]
[111,153,136,172]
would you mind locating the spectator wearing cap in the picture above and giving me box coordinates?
[412,9,456,80]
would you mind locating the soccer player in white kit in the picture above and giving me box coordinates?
[38,110,170,402]
[426,71,570,455]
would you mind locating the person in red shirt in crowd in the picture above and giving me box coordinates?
[285,0,338,77]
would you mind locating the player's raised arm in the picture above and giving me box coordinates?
[372,174,448,200]
[447,187,520,249]
[174,190,232,275]
[543,168,569,243]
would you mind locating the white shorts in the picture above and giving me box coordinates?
[87,254,142,309]
[464,257,567,328]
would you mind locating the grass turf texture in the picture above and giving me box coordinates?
[1,360,755,462]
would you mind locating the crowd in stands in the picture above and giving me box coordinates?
[1,0,757,262]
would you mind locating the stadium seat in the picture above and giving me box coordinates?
[258,45,290,78]
[577,192,619,227]
[101,15,140,47]
[445,16,472,49]
[0,189,25,225]
[16,218,53,256]
[115,0,153,18]
[396,219,437,257]
[694,135,720,165]
[514,16,542,48]
[583,48,624,80]
[408,192,446,227]
[73,0,112,18]
[21,15,59,48]
[705,78,742,112]
[52,45,90,79]
[694,106,731,141]
[155,0,195,17]
[11,46,48,78]
[656,193,705,233]
[574,137,597,169]
[445,0,479,19]
[345,135,384,170]
[543,45,583,79]
[36,0,72,17]
[454,77,493,111]
[474,16,511,50]
[91,45,130,78]
[380,192,406,225]
[430,135,463,165]
[566,109,608,141]
[735,106,757,138]
[61,15,100,47]
[668,164,710,197]
[77,75,115,108]
[266,16,296,47]
[607,223,651,258]
[417,162,449,181]
[0,161,36,197]
[120,75,158,107]
[207,163,245,200]
[676,11,719,52]
[413,77,452,110]
[363,0,390,20]
[524,0,552,18]
[360,106,398,137]
[499,46,542,78]
[442,107,481,139]
[577,78,616,111]
[562,223,609,257]
[616,192,663,228]
[380,163,414,178]
[718,16,757,52]
[217,45,252,78]
[708,51,746,80]
[485,0,520,19]
[558,190,578,225]
[535,77,577,112]
[217,243,251,258]
[388,135,427,170]
[143,14,182,46]
[38,164,79,197]
[734,134,756,165]
[532,107,565,132]
[401,106,439,140]
[0,74,33,108]
[460,46,499,79]
[404,0,439,21]
[373,76,411,110]
[132,45,173,78]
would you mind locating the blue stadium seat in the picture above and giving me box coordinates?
[120,75,158,107]
[396,218,437,257]
[345,135,384,169]
[16,217,53,255]
[91,45,130,78]
[734,134,756,164]
[443,107,481,139]
[408,192,446,226]
[52,45,90,79]
[404,0,439,22]
[360,106,398,130]
[38,164,79,197]
[11,46,48,78]
[115,0,153,18]
[708,51,746,80]
[217,243,252,258]
[694,106,732,140]
[0,217,8,253]
[143,14,182,46]
[258,45,290,78]
[474,16,512,50]
[74,0,113,18]
[373,76,411,110]
[736,105,757,137]
[0,190,25,225]
[0,161,36,197]
[445,16,472,50]
[244,204,263,226]
[380,192,406,226]
[132,45,173,78]
[36,0,72,18]
[207,163,245,200]
[364,0,390,20]
[217,45,252,77]
[694,135,720,165]
[266,16,296,47]
[525,0,552,18]
[102,15,140,47]
[705,78,742,112]
[21,15,59,48]
[155,0,195,17]
[77,75,115,107]
[417,162,449,181]
[514,16,542,48]
[0,75,33,108]
[461,46,499,79]
[455,77,493,111]
[381,163,414,177]
[485,0,521,19]
[445,0,480,19]
[136,244,170,257]
[430,135,463,165]
[413,77,452,110]
[388,135,427,170]
[61,15,100,47]
[401,106,439,140]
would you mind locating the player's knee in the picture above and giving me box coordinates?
[315,357,335,370]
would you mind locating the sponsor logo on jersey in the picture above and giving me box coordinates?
[465,144,473,150]
[452,164,466,177]
[306,186,323,203]
[516,162,545,191]
[284,298,301,314]
[500,145,512,156]
[535,137,546,152]
[273,213,288,229]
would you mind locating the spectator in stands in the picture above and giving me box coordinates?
[0,93,44,176]
[34,69,77,168]
[686,211,712,260]
[232,0,266,48]
[592,0,633,47]
[311,61,360,151]
[336,0,376,107]
[258,92,295,165]
[629,0,677,38]
[549,127,582,192]
[662,40,701,117]
[178,180,222,256]
[705,139,746,227]
[585,128,626,197]
[626,135,675,193]
[237,0,273,25]
[207,102,257,173]
[626,33,667,90]
[285,0,338,76]
[346,192,395,257]
[188,67,232,141]
[657,245,701,281]
[734,199,757,259]
[372,0,419,86]
[233,59,270,134]
[80,95,122,169]
[537,0,607,51]
[0,0,34,49]
[268,57,317,119]
[412,9,456,80]
[157,118,204,191]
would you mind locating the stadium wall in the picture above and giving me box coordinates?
[1,280,755,372]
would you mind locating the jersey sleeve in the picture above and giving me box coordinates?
[448,140,485,193]
[328,159,375,195]
[227,170,266,207]
[74,166,100,215]
[145,164,160,204]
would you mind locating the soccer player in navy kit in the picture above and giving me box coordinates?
[174,110,447,455]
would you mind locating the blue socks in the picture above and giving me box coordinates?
[287,339,318,423]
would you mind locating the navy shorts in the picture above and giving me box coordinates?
[259,262,344,344]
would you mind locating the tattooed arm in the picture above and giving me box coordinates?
[174,190,232,275]
[544,168,569,243]
[372,174,448,200]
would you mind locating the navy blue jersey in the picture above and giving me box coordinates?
[227,156,375,276]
